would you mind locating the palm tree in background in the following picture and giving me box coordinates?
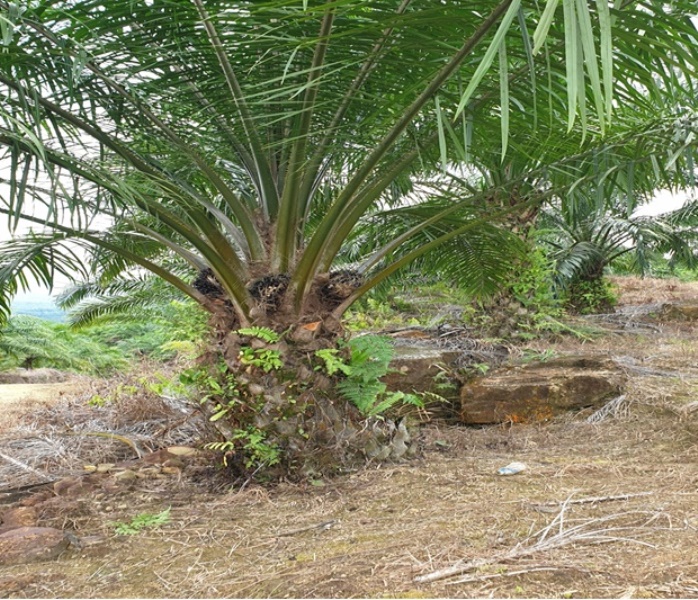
[1,0,697,477]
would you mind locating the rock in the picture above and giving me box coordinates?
[383,343,461,419]
[0,368,69,384]
[460,355,627,425]
[0,507,38,533]
[113,469,138,482]
[0,527,70,565]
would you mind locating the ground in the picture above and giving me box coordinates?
[1,276,698,598]
[0,382,83,418]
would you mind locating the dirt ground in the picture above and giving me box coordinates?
[0,382,82,412]
[1,276,698,599]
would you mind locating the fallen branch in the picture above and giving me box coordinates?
[587,395,630,423]
[415,498,659,584]
[446,565,577,586]
[59,431,143,458]
[528,491,653,511]
[0,450,54,481]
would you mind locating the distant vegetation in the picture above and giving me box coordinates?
[0,300,206,375]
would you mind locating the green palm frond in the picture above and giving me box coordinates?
[1,0,697,325]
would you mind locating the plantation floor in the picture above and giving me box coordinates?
[0,382,80,407]
[1,276,698,599]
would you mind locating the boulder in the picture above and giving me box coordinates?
[383,342,461,420]
[460,356,627,425]
[0,527,70,565]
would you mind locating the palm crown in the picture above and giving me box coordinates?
[1,0,697,329]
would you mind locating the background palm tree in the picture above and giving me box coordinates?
[1,0,697,477]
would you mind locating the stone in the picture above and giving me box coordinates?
[460,355,627,425]
[0,527,70,565]
[383,343,461,420]
[0,507,38,533]
[112,469,138,482]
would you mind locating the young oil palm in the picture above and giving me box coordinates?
[1,0,697,477]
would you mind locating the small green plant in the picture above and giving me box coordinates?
[315,335,423,417]
[111,508,171,535]
[180,362,242,422]
[237,327,280,343]
[521,348,558,363]
[234,327,283,372]
[314,348,352,376]
[239,347,283,372]
[87,394,108,407]
[205,427,280,469]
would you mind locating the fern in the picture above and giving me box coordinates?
[236,327,279,343]
[315,348,352,376]
[331,335,423,417]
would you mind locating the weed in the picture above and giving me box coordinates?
[521,348,558,363]
[238,347,282,372]
[205,428,280,469]
[237,327,280,343]
[111,508,171,535]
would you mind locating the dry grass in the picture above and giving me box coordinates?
[1,277,698,598]
[610,275,698,305]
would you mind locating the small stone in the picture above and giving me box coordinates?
[96,463,115,473]
[247,383,265,396]
[0,527,69,565]
[136,466,162,478]
[113,469,137,482]
[161,466,182,475]
[162,457,185,469]
[53,477,84,496]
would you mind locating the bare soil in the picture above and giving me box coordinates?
[1,276,698,599]
[0,381,84,424]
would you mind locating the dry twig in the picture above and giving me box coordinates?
[586,395,630,423]
[0,449,53,481]
[414,497,660,584]
[274,519,339,537]
[446,565,580,586]
[527,491,654,511]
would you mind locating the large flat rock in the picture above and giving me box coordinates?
[383,342,462,420]
[460,356,627,425]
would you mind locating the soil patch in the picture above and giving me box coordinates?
[0,381,85,425]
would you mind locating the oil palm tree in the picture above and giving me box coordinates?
[1,0,697,477]
[541,193,698,311]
